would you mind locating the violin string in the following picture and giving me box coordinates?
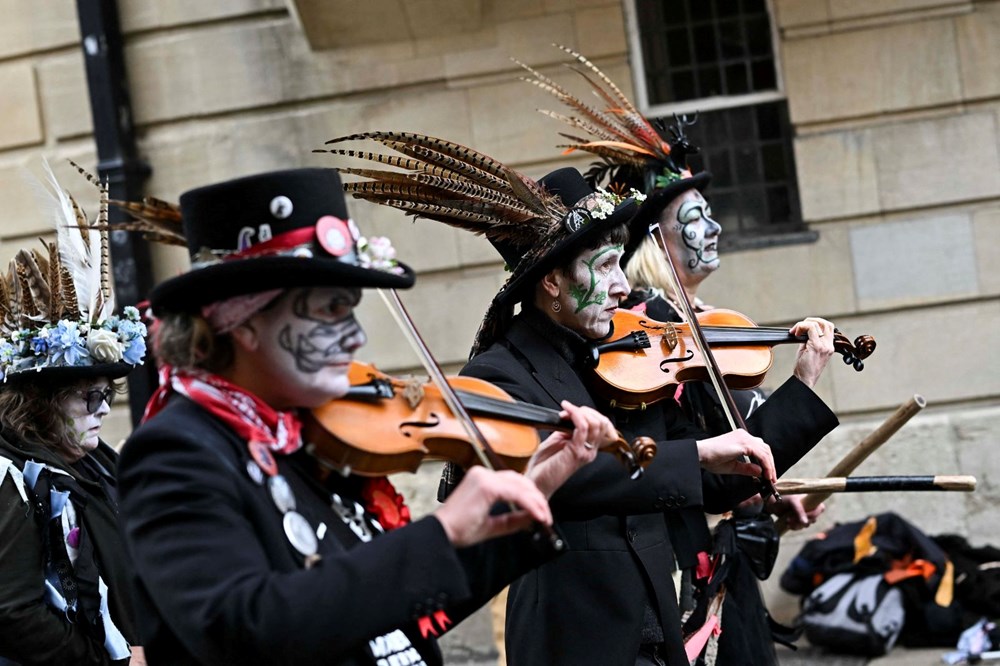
[650,222,778,499]
[376,289,497,470]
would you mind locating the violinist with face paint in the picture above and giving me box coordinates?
[524,47,843,665]
[327,128,840,666]
[114,169,619,666]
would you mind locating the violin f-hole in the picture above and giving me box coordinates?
[399,413,442,437]
[659,351,694,373]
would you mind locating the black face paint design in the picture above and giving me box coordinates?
[277,288,363,374]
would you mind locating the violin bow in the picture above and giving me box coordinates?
[650,222,780,500]
[376,288,566,552]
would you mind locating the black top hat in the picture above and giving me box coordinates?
[490,167,639,310]
[150,169,415,313]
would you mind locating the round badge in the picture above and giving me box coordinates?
[316,215,352,257]
[248,441,278,477]
[564,208,591,233]
[283,511,319,557]
[268,474,297,514]
[245,460,265,486]
[269,196,293,220]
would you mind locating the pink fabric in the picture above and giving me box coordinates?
[201,289,282,334]
[684,613,721,662]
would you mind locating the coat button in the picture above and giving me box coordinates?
[677,495,687,504]
[627,528,637,543]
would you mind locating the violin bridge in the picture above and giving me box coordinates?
[402,379,425,409]
[661,324,678,352]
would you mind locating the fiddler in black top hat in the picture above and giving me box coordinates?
[319,132,644,354]
[111,168,415,315]
[0,162,148,384]
[518,45,712,264]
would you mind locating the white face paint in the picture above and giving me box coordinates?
[552,242,630,340]
[656,189,721,282]
[60,378,112,458]
[248,287,367,409]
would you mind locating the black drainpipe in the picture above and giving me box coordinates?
[76,0,156,426]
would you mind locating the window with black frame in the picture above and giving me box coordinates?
[631,0,808,249]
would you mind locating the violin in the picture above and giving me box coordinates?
[303,361,657,479]
[586,308,876,410]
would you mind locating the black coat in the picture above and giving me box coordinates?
[117,396,549,666]
[0,430,137,665]
[461,314,838,666]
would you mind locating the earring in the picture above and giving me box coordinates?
[551,300,562,313]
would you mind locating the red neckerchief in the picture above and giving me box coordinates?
[144,366,303,455]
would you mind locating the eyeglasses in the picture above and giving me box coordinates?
[82,387,115,415]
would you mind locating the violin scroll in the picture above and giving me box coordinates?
[831,330,877,372]
[603,435,658,480]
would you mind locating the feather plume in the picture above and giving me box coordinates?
[523,45,678,174]
[323,131,568,251]
[104,197,186,247]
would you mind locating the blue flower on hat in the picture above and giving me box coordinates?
[122,335,146,366]
[47,321,89,367]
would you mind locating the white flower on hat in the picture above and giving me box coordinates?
[357,236,404,275]
[86,328,124,363]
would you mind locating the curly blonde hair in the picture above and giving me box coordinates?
[625,233,676,295]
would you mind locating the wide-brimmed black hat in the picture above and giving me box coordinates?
[490,167,638,310]
[150,168,415,313]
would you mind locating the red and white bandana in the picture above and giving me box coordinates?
[144,366,303,455]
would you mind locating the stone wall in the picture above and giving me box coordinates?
[1,0,998,663]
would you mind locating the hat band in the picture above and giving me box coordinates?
[226,227,316,261]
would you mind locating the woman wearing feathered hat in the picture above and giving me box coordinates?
[526,46,845,664]
[112,167,618,666]
[328,129,839,666]
[0,166,148,665]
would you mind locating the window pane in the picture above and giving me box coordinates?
[760,143,787,181]
[716,0,740,19]
[671,69,697,99]
[666,28,692,66]
[703,147,734,187]
[734,146,761,184]
[693,25,718,62]
[718,19,745,59]
[689,0,713,22]
[745,15,772,56]
[710,190,741,234]
[755,102,781,139]
[697,65,723,97]
[738,188,767,229]
[751,59,777,91]
[766,185,792,225]
[724,62,750,95]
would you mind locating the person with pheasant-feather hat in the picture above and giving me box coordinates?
[523,46,847,664]
[324,130,838,666]
[107,167,618,666]
[0,163,148,665]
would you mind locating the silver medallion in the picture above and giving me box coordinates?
[268,474,297,514]
[283,511,318,557]
[331,493,373,543]
[245,460,265,485]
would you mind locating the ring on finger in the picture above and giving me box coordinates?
[583,442,595,450]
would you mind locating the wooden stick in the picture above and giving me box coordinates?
[776,394,926,534]
[776,475,976,494]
